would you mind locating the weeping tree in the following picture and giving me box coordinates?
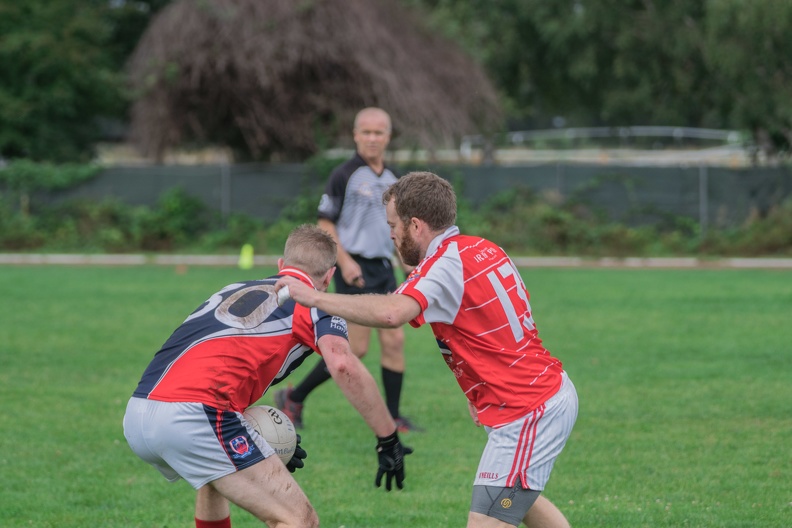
[127,0,502,161]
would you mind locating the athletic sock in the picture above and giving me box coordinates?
[381,367,404,418]
[195,516,231,528]
[290,359,332,403]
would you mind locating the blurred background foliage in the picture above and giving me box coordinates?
[1,0,791,162]
[406,0,792,154]
[1,156,790,257]
[1,0,791,256]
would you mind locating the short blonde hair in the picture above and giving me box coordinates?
[283,224,337,281]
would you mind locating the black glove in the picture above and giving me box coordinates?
[285,434,307,473]
[375,430,412,491]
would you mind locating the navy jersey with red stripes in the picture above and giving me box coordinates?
[132,268,348,413]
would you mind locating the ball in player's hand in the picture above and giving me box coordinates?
[277,286,290,307]
[243,405,296,464]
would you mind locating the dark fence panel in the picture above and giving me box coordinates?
[423,163,792,231]
[39,162,792,230]
[43,163,316,221]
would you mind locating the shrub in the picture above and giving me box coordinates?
[1,178,791,257]
[136,188,215,251]
[0,160,101,215]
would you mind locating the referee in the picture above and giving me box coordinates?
[276,107,420,433]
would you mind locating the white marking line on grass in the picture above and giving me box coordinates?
[0,253,147,265]
[726,258,792,269]
[1,254,791,269]
[509,257,792,269]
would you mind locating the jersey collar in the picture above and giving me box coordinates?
[278,267,316,289]
[426,225,461,257]
[354,151,389,176]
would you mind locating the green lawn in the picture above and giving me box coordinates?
[0,265,789,527]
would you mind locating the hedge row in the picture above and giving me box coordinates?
[2,183,790,257]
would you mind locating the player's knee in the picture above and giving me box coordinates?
[379,329,405,355]
[298,506,319,528]
[274,502,318,528]
[351,345,368,359]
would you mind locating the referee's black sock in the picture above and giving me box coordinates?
[291,359,331,403]
[381,367,404,419]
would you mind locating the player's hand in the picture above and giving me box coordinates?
[275,277,315,307]
[286,434,307,473]
[375,431,411,491]
[341,260,365,288]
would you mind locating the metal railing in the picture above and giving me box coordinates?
[460,126,744,159]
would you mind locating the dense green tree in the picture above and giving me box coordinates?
[406,0,791,154]
[104,0,171,70]
[0,0,169,162]
[0,1,120,161]
[405,0,714,126]
[704,0,792,154]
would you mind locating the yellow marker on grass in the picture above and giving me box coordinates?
[238,243,254,270]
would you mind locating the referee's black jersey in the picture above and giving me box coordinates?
[317,153,399,259]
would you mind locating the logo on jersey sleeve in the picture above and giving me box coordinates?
[396,270,421,295]
[330,316,347,333]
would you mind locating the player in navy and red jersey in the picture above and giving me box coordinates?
[277,173,578,528]
[276,107,420,433]
[123,225,409,528]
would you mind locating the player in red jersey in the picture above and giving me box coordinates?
[123,225,409,528]
[276,173,578,528]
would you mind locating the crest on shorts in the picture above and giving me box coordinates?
[500,498,513,509]
[229,435,255,459]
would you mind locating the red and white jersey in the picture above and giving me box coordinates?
[395,227,564,427]
[132,268,348,413]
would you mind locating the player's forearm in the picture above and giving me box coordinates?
[317,219,359,280]
[275,276,418,326]
[329,356,396,437]
[315,291,408,328]
[317,219,349,263]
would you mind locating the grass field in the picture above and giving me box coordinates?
[1,264,790,527]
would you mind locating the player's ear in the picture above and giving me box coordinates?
[411,217,425,235]
[320,266,335,291]
[277,257,285,271]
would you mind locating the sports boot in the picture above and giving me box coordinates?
[274,387,304,429]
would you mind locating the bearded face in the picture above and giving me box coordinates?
[397,224,422,267]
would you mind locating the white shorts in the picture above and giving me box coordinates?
[123,398,276,489]
[473,372,578,490]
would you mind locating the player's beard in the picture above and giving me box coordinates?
[398,228,422,267]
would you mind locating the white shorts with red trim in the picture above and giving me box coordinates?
[473,372,578,490]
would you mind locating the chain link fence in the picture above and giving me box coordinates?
[43,161,792,234]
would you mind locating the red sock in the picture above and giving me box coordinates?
[195,516,231,528]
